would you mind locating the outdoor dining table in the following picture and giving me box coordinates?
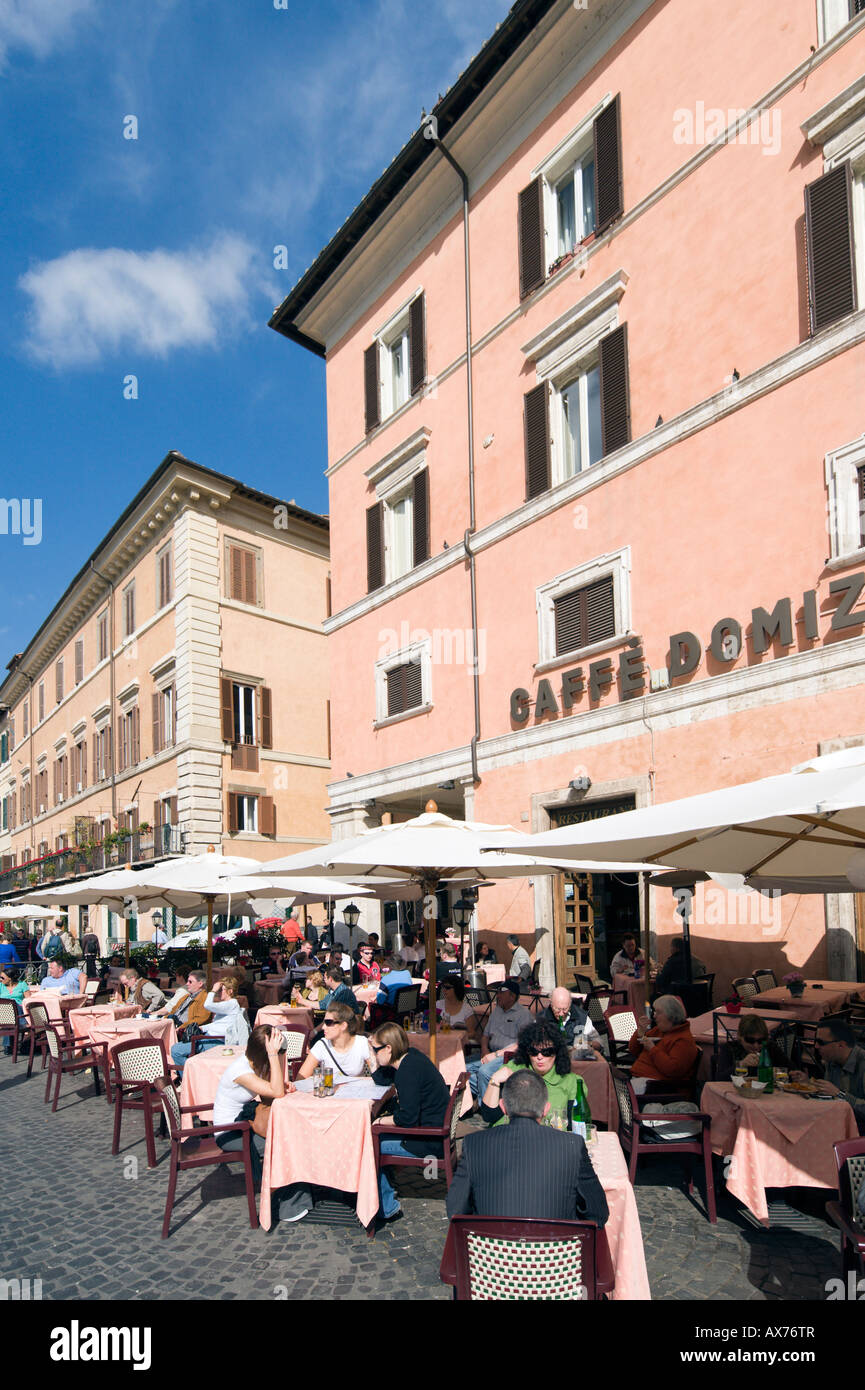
[753,980,862,1021]
[87,1015,178,1062]
[256,1004,315,1033]
[23,991,85,1022]
[701,1079,859,1224]
[255,976,290,1008]
[259,1078,388,1231]
[438,1130,650,1300]
[612,973,647,1014]
[572,1056,619,1132]
[68,1003,140,1045]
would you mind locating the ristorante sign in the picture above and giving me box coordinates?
[509,573,865,725]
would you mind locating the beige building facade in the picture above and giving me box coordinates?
[0,452,331,944]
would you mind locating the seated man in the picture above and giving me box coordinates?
[609,935,645,979]
[319,965,364,1016]
[435,944,462,983]
[627,994,699,1093]
[288,940,320,974]
[652,937,707,996]
[112,966,166,1015]
[541,986,603,1053]
[156,969,213,1040]
[466,980,532,1100]
[813,1017,865,1133]
[39,958,86,996]
[446,1070,608,1225]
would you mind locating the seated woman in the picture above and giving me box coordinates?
[295,1001,370,1084]
[479,1019,588,1125]
[211,1023,307,1222]
[627,994,699,1094]
[716,1014,795,1082]
[368,1021,451,1224]
[170,976,249,1075]
[476,942,498,967]
[0,967,28,1056]
[437,980,479,1044]
[291,970,327,1007]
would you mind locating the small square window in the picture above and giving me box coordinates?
[374,641,432,725]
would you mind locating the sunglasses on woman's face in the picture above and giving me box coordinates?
[527,1046,556,1058]
[370,1042,387,1053]
[323,1018,338,1026]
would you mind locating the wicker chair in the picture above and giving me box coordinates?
[441,1215,615,1300]
[584,989,626,1040]
[825,1137,865,1279]
[605,1008,639,1067]
[42,1022,112,1113]
[372,1072,468,1189]
[153,1077,258,1238]
[25,1000,50,1078]
[279,1024,309,1081]
[394,984,423,1027]
[111,1037,170,1169]
[752,969,777,992]
[0,997,22,1062]
[82,979,101,1004]
[732,976,759,1003]
[611,1066,716,1222]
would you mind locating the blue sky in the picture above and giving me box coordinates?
[0,0,512,660]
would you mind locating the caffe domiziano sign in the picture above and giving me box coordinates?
[509,573,865,725]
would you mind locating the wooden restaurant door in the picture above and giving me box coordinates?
[550,798,636,988]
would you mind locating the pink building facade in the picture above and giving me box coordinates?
[271,0,865,994]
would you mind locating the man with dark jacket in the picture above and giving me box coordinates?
[446,1070,609,1226]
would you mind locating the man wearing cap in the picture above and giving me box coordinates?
[466,980,532,1100]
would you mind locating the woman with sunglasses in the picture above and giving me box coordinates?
[479,1019,587,1126]
[295,1000,370,1084]
[368,1021,451,1224]
[716,1014,801,1083]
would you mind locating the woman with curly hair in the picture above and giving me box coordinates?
[479,1018,589,1127]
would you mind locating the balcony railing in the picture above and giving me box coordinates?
[0,824,183,898]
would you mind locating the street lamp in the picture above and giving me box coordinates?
[343,901,360,958]
[452,895,474,974]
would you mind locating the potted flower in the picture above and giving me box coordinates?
[723,994,742,1015]
[783,971,805,998]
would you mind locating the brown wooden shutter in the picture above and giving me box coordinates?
[325,575,332,618]
[409,293,426,396]
[152,693,161,756]
[524,382,551,499]
[386,660,423,717]
[598,323,631,456]
[593,94,623,234]
[260,686,273,749]
[106,724,112,776]
[412,468,430,567]
[62,756,68,800]
[81,741,87,790]
[75,639,84,685]
[858,466,865,548]
[326,700,331,761]
[153,799,162,828]
[366,503,385,592]
[55,660,63,704]
[93,737,98,784]
[229,543,243,601]
[518,176,544,299]
[169,795,178,825]
[132,707,140,764]
[220,677,234,742]
[364,343,380,433]
[259,796,276,836]
[243,548,258,605]
[804,163,857,335]
[554,576,615,656]
[227,793,238,833]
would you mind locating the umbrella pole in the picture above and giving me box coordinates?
[206,896,214,990]
[642,872,651,1006]
[422,875,439,1067]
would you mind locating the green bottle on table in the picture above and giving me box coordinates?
[757,1044,774,1093]
[569,1077,593,1138]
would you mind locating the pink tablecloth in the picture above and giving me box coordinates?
[753,982,861,1021]
[701,1080,858,1224]
[256,1004,315,1033]
[439,1130,650,1300]
[407,1031,471,1114]
[255,977,290,1007]
[88,1016,178,1061]
[68,1003,140,1043]
[260,1090,380,1230]
[23,991,85,1022]
[180,1044,246,1114]
[612,974,648,1014]
[689,1008,802,1082]
[572,1058,618,1132]
[480,964,506,986]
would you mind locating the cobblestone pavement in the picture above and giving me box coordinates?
[0,1055,841,1302]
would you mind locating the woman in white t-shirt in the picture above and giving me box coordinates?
[213,1025,291,1182]
[296,1001,370,1084]
[436,980,479,1042]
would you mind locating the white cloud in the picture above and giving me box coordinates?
[19,234,257,367]
[0,0,95,66]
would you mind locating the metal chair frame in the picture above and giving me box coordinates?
[154,1077,258,1238]
[611,1066,716,1222]
[42,1022,112,1113]
[372,1072,468,1189]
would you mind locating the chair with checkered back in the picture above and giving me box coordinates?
[394,984,422,1026]
[826,1138,865,1279]
[605,1008,639,1067]
[42,1022,111,1112]
[445,1216,613,1300]
[111,1037,170,1169]
[82,980,100,1004]
[279,1025,308,1080]
[153,1075,258,1239]
[752,969,777,992]
[0,998,21,1063]
[732,976,758,1003]
[25,1000,50,1078]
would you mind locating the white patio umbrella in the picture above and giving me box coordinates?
[249,805,648,1062]
[0,903,59,919]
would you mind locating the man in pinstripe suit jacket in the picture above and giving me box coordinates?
[446,1071,609,1226]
